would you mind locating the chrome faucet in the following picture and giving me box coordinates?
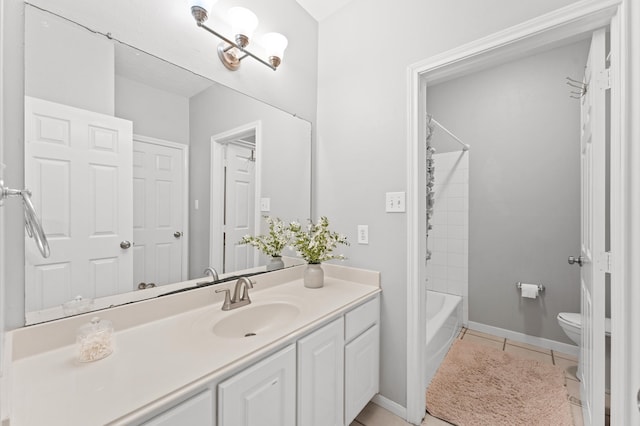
[215,277,254,311]
[203,267,219,281]
[198,267,219,286]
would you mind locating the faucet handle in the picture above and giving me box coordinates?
[215,288,232,310]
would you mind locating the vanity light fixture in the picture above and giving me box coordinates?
[189,0,288,71]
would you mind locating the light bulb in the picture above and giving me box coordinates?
[228,7,259,39]
[189,0,218,24]
[262,32,288,67]
[189,0,217,13]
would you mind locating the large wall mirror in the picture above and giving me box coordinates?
[24,5,311,324]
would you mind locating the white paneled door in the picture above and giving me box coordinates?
[223,143,256,273]
[579,28,607,426]
[132,137,185,288]
[24,96,133,312]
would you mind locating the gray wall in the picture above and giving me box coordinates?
[25,7,114,115]
[427,40,589,344]
[1,0,317,329]
[115,76,190,145]
[316,0,582,408]
[189,84,311,277]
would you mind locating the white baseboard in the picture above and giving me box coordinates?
[371,394,407,420]
[467,321,579,357]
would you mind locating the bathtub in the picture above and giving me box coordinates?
[425,290,462,386]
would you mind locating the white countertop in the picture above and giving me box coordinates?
[5,265,380,425]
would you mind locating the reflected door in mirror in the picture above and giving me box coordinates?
[133,138,186,287]
[24,96,133,312]
[223,143,256,273]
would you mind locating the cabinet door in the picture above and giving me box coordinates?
[218,344,296,426]
[141,389,214,426]
[345,324,380,425]
[297,318,344,426]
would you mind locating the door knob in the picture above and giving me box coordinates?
[568,255,584,266]
[174,231,183,238]
[120,240,132,249]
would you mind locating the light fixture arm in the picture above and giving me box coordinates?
[197,21,276,70]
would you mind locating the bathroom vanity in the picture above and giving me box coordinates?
[2,264,380,425]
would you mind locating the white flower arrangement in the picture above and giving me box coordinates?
[289,216,349,264]
[239,216,292,257]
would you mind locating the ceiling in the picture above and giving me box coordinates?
[295,0,354,21]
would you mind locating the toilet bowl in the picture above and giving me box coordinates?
[557,312,611,390]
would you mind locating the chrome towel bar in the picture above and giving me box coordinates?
[0,179,50,258]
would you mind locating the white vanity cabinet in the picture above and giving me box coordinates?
[6,264,381,426]
[141,389,214,426]
[344,296,380,425]
[216,296,380,426]
[218,344,296,426]
[297,317,345,426]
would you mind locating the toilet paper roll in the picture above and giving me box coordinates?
[520,283,539,299]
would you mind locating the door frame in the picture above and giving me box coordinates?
[405,0,635,424]
[210,121,262,272]
[132,134,190,282]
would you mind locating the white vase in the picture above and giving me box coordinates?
[304,263,324,288]
[267,256,285,271]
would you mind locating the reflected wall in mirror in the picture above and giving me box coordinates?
[24,5,311,324]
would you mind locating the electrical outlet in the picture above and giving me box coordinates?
[194,199,199,210]
[385,191,406,212]
[260,198,271,212]
[357,225,369,244]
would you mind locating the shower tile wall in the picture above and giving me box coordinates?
[427,151,469,324]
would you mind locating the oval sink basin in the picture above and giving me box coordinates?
[212,302,300,338]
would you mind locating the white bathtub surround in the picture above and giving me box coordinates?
[425,291,462,386]
[426,151,469,324]
[2,264,380,425]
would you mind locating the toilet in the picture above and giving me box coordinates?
[557,312,611,390]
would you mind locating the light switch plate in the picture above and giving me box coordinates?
[385,191,406,212]
[357,225,369,244]
[260,197,271,212]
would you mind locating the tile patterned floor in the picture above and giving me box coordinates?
[350,327,611,426]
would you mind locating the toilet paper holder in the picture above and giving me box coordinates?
[515,282,545,292]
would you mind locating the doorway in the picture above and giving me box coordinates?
[405,3,626,425]
[222,140,256,273]
[424,33,608,424]
[210,121,262,273]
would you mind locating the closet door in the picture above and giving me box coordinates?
[132,137,185,287]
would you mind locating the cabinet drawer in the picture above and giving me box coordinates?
[345,296,379,342]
